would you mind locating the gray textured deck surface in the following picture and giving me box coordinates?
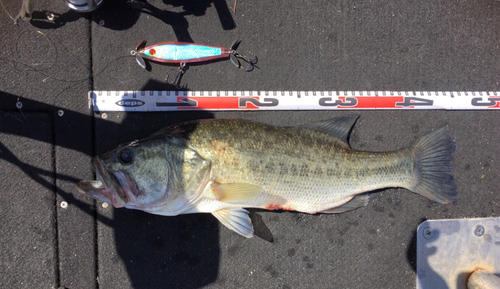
[1,0,499,288]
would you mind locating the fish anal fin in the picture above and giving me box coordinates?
[319,194,370,214]
[212,208,254,238]
[212,183,262,202]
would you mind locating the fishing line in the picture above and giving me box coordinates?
[49,54,132,104]
[3,111,26,124]
[16,97,29,124]
[12,30,58,73]
[0,0,16,23]
[0,5,133,105]
[8,27,129,84]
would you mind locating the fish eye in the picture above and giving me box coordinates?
[119,148,134,164]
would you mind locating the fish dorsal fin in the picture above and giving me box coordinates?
[319,194,370,214]
[212,208,254,238]
[300,114,359,145]
[212,183,262,202]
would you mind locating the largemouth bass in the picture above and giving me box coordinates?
[77,116,458,237]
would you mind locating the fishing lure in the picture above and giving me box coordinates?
[131,39,257,89]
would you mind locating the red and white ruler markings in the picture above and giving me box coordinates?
[89,90,500,112]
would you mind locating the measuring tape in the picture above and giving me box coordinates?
[89,90,500,112]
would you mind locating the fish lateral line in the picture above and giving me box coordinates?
[77,118,458,238]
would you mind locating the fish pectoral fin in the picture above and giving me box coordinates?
[319,194,370,213]
[212,183,262,202]
[212,208,254,238]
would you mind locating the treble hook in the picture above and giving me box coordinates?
[166,63,188,89]
[229,39,258,72]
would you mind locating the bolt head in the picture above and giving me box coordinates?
[423,227,435,240]
[474,225,485,237]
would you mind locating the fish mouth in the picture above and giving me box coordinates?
[76,158,130,208]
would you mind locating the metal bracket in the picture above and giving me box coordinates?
[417,217,500,289]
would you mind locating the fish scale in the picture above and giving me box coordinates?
[203,146,414,212]
[180,120,415,213]
[77,116,458,238]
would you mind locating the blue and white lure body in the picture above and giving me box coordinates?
[136,42,231,64]
[131,40,257,88]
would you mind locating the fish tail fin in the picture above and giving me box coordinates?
[408,127,459,204]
